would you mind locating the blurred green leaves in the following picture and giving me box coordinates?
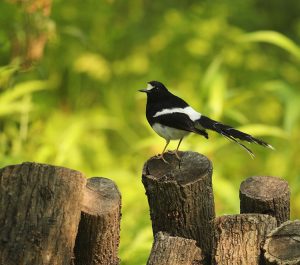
[0,80,48,115]
[73,53,111,81]
[240,30,300,60]
[0,64,49,118]
[1,1,300,264]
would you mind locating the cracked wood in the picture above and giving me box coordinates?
[142,151,215,264]
[0,162,86,265]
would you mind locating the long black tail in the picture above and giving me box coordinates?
[197,115,274,157]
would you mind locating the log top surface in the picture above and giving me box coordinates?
[0,162,85,180]
[82,177,121,215]
[240,176,289,199]
[143,151,212,185]
[264,220,300,262]
[215,213,277,226]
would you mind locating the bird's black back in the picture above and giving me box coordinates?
[145,87,189,125]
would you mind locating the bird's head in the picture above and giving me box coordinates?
[139,81,168,95]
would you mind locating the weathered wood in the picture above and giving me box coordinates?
[142,151,215,263]
[73,177,121,265]
[263,220,300,265]
[0,162,86,265]
[240,176,290,225]
[147,232,204,265]
[212,214,277,265]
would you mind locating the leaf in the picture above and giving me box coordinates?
[0,101,32,116]
[240,31,300,60]
[0,64,19,87]
[73,53,111,81]
[284,96,300,131]
[238,124,287,139]
[0,80,48,104]
[202,56,223,94]
[208,72,227,120]
[225,109,249,124]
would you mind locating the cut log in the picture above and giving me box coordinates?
[147,232,204,265]
[240,176,290,225]
[263,220,300,265]
[212,214,277,265]
[142,151,215,263]
[73,177,121,265]
[0,162,86,265]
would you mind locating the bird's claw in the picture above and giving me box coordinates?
[155,153,169,164]
[168,150,181,160]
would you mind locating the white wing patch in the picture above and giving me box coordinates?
[153,106,201,121]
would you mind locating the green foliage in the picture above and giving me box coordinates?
[240,31,300,60]
[1,1,300,264]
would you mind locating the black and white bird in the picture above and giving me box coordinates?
[139,81,274,162]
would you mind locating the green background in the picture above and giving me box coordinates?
[1,0,300,264]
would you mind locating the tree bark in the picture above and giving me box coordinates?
[73,177,121,265]
[212,214,277,265]
[240,176,290,225]
[142,151,215,263]
[263,220,300,265]
[147,232,204,265]
[0,162,86,265]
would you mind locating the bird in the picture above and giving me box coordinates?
[139,80,274,163]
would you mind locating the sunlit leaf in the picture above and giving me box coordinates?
[202,56,223,94]
[73,53,111,81]
[208,72,226,119]
[0,80,48,104]
[225,109,249,124]
[240,31,300,60]
[0,102,31,116]
[238,124,287,139]
[284,96,300,131]
[0,64,19,87]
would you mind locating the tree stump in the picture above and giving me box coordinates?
[263,220,300,265]
[240,176,290,225]
[212,214,277,265]
[73,177,121,265]
[142,151,215,263]
[0,162,86,265]
[147,232,204,265]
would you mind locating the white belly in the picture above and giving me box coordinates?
[152,123,189,140]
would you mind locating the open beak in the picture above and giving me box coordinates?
[138,89,148,93]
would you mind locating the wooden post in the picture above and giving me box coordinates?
[0,162,86,265]
[263,220,300,265]
[142,151,215,263]
[147,232,204,265]
[212,214,277,265]
[239,176,290,225]
[73,177,121,265]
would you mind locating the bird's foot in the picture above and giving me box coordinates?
[155,153,169,164]
[167,150,181,160]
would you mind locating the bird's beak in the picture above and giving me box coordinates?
[138,89,148,93]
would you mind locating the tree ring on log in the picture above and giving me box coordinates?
[82,177,121,215]
[263,220,300,265]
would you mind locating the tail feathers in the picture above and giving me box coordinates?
[197,115,274,157]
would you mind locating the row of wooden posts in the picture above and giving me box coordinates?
[0,151,299,264]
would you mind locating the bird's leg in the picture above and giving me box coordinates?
[168,137,183,160]
[157,139,170,163]
[174,137,183,160]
